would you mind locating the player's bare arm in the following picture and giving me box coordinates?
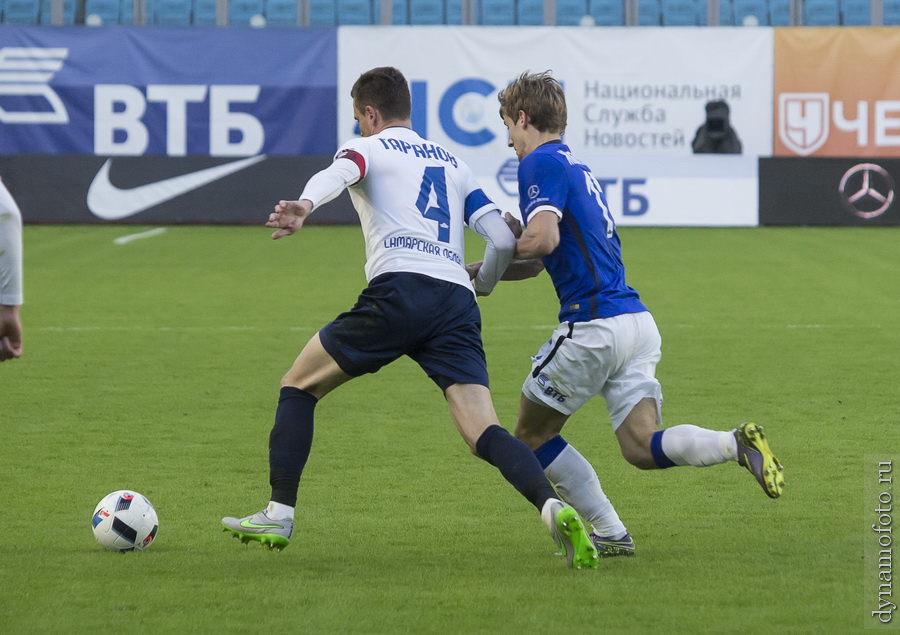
[503,211,523,238]
[504,259,545,280]
[267,199,313,240]
[467,259,544,282]
[466,211,544,281]
[272,154,364,240]
[0,304,23,361]
[514,209,560,259]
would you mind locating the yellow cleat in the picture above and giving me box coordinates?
[735,423,785,498]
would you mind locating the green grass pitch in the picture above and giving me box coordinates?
[1,224,896,632]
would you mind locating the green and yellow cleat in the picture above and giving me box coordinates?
[735,423,785,499]
[221,510,293,551]
[544,500,599,570]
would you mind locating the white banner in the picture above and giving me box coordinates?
[338,26,773,157]
[472,154,758,227]
[338,26,770,226]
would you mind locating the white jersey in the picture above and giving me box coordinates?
[0,178,24,306]
[329,127,496,287]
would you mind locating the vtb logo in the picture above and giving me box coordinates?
[0,47,69,124]
[779,93,829,156]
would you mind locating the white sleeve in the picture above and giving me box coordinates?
[530,203,563,220]
[470,209,516,294]
[297,157,362,212]
[0,180,23,306]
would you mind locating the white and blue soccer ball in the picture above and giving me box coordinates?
[91,490,159,552]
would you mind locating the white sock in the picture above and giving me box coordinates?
[266,501,295,520]
[545,444,627,539]
[658,425,738,467]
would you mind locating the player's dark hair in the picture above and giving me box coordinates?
[351,67,412,122]
[498,71,567,135]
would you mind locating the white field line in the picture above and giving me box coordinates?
[669,323,841,329]
[113,227,167,245]
[34,324,859,333]
[37,326,311,332]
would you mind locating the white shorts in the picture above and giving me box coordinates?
[522,311,663,430]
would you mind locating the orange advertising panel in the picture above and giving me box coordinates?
[775,28,900,157]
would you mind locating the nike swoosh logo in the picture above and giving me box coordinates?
[239,519,283,529]
[87,155,266,220]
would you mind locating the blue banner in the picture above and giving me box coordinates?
[0,26,337,156]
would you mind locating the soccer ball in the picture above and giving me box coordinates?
[91,490,159,552]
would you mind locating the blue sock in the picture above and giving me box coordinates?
[533,435,569,469]
[268,386,317,507]
[650,430,677,469]
[476,425,558,511]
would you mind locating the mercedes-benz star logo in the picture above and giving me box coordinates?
[838,163,895,219]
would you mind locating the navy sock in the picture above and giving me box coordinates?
[475,425,558,511]
[268,386,318,507]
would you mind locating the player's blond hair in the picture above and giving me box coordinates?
[497,71,567,135]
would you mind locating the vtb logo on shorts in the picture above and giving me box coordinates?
[536,373,567,403]
[0,47,69,124]
[779,93,829,156]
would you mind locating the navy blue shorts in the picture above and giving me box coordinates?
[318,272,488,390]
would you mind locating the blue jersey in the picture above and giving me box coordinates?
[517,142,647,323]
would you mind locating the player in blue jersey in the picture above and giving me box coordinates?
[222,67,598,569]
[471,71,784,557]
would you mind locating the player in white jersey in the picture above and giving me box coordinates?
[222,67,598,569]
[471,71,784,557]
[0,178,24,362]
[328,127,486,289]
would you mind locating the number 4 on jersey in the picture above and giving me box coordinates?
[416,166,450,243]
